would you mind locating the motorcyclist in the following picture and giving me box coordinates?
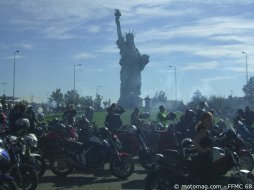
[196,101,209,120]
[84,102,94,122]
[175,109,196,138]
[156,105,168,127]
[193,111,214,185]
[0,103,7,133]
[26,105,40,133]
[104,106,123,134]
[8,102,29,135]
[130,107,141,127]
[244,106,254,130]
[63,104,76,125]
[110,103,125,115]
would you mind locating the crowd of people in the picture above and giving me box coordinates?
[1,100,254,186]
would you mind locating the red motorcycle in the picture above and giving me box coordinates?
[116,125,157,170]
[38,123,78,160]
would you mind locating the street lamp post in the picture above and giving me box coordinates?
[242,52,248,85]
[73,64,82,106]
[169,66,177,101]
[73,64,82,92]
[13,50,19,104]
[1,83,7,95]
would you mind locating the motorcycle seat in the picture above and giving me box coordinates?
[65,140,85,152]
[159,149,179,160]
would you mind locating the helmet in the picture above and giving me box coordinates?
[181,138,193,148]
[185,109,196,119]
[79,116,90,128]
[159,105,165,111]
[126,125,137,135]
[15,118,30,129]
[24,134,38,148]
[55,123,67,133]
[140,112,150,119]
[167,112,176,120]
[97,127,110,138]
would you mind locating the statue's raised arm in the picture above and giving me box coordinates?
[114,9,123,39]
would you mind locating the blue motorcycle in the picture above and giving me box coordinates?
[0,147,18,190]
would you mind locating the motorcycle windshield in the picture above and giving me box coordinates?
[223,119,236,133]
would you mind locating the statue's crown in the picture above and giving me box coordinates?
[125,30,136,38]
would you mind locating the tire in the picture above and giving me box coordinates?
[244,139,254,153]
[139,149,157,170]
[10,165,38,190]
[0,178,18,190]
[49,153,74,176]
[238,152,254,171]
[31,156,46,178]
[145,169,177,190]
[110,155,134,179]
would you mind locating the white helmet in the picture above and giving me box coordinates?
[126,125,137,135]
[15,118,30,129]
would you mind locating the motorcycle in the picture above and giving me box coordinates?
[145,144,254,190]
[49,127,135,179]
[3,135,38,190]
[213,120,254,171]
[21,133,46,178]
[234,120,254,153]
[0,147,18,190]
[38,122,79,160]
[117,125,157,170]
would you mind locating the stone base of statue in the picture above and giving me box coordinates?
[118,95,142,109]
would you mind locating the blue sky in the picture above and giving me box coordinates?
[0,0,254,104]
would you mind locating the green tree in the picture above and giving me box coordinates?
[79,96,93,109]
[64,90,80,105]
[188,90,207,109]
[48,88,64,111]
[208,95,226,112]
[152,90,167,104]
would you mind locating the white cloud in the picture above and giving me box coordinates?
[73,53,96,60]
[182,61,219,71]
[87,25,101,33]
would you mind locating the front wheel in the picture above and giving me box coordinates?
[10,165,38,190]
[110,154,134,179]
[238,152,254,171]
[0,177,18,190]
[49,153,74,176]
[29,155,46,178]
[139,148,157,170]
[145,169,177,190]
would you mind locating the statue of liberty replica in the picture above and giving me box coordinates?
[114,9,149,108]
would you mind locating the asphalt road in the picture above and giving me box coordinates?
[37,159,147,190]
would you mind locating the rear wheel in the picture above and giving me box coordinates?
[110,155,134,179]
[145,169,177,190]
[0,178,18,190]
[238,152,254,171]
[50,153,74,176]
